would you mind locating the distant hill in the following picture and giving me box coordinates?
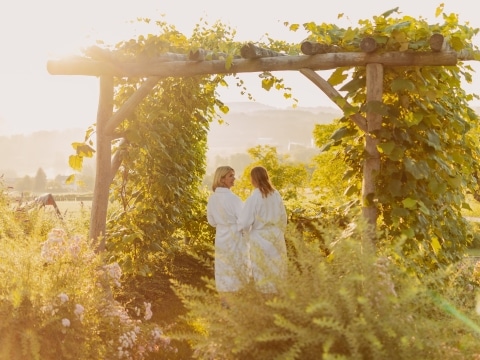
[0,128,89,179]
[208,102,341,156]
[0,102,340,179]
[7,102,476,179]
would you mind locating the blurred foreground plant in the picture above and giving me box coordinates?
[0,225,176,360]
[172,220,480,359]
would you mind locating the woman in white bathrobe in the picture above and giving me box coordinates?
[207,166,250,294]
[238,166,287,293]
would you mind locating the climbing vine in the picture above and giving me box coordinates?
[103,21,243,275]
[68,6,480,274]
[304,5,480,268]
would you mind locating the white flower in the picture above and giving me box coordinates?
[144,302,153,321]
[74,304,85,321]
[151,327,163,340]
[41,230,89,263]
[58,293,69,304]
[61,318,70,327]
[105,262,122,287]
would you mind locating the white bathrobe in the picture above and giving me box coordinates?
[207,187,250,292]
[238,188,287,293]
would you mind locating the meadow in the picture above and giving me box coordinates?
[2,190,480,359]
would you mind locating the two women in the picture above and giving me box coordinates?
[207,165,287,295]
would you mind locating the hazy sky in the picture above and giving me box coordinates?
[1,0,479,135]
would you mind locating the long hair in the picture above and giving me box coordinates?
[251,166,275,198]
[212,166,234,191]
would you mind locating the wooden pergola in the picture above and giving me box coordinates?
[47,34,472,249]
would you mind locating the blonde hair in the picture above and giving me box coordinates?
[212,166,234,191]
[251,166,275,198]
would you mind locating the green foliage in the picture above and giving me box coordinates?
[0,180,24,240]
[0,189,176,359]
[95,21,240,277]
[306,7,480,268]
[172,220,480,359]
[234,145,308,202]
[310,122,350,202]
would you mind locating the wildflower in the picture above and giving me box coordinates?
[144,302,153,321]
[74,304,85,321]
[69,235,82,258]
[105,262,122,287]
[41,229,67,263]
[58,293,69,304]
[119,329,137,348]
[151,327,163,341]
[62,318,70,327]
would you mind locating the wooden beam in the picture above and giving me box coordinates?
[105,77,160,135]
[362,63,383,232]
[90,75,114,249]
[299,68,367,132]
[189,49,234,61]
[189,48,210,61]
[240,43,285,59]
[47,51,459,78]
[429,33,445,52]
[426,34,479,60]
[360,37,378,53]
[86,45,189,62]
[301,41,341,55]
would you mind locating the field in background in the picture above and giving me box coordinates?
[56,200,92,217]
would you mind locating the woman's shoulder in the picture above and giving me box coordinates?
[271,189,283,200]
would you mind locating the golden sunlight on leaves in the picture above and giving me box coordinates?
[435,3,445,17]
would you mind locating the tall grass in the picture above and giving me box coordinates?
[0,195,176,359]
[2,184,480,359]
[172,221,480,359]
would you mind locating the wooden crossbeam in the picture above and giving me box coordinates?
[301,41,341,55]
[47,51,458,78]
[240,43,285,59]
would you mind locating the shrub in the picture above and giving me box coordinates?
[172,221,480,359]
[0,226,176,360]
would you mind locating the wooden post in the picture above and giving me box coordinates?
[362,63,383,235]
[89,75,114,250]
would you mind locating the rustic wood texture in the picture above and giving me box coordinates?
[362,63,383,230]
[189,49,232,61]
[429,33,445,52]
[89,75,114,247]
[47,42,475,244]
[105,77,160,135]
[360,37,378,53]
[240,43,285,59]
[300,41,341,55]
[47,51,458,77]
[299,68,367,132]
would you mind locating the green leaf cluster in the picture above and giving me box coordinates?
[308,6,480,268]
[173,221,480,359]
[233,145,308,202]
[103,21,243,277]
